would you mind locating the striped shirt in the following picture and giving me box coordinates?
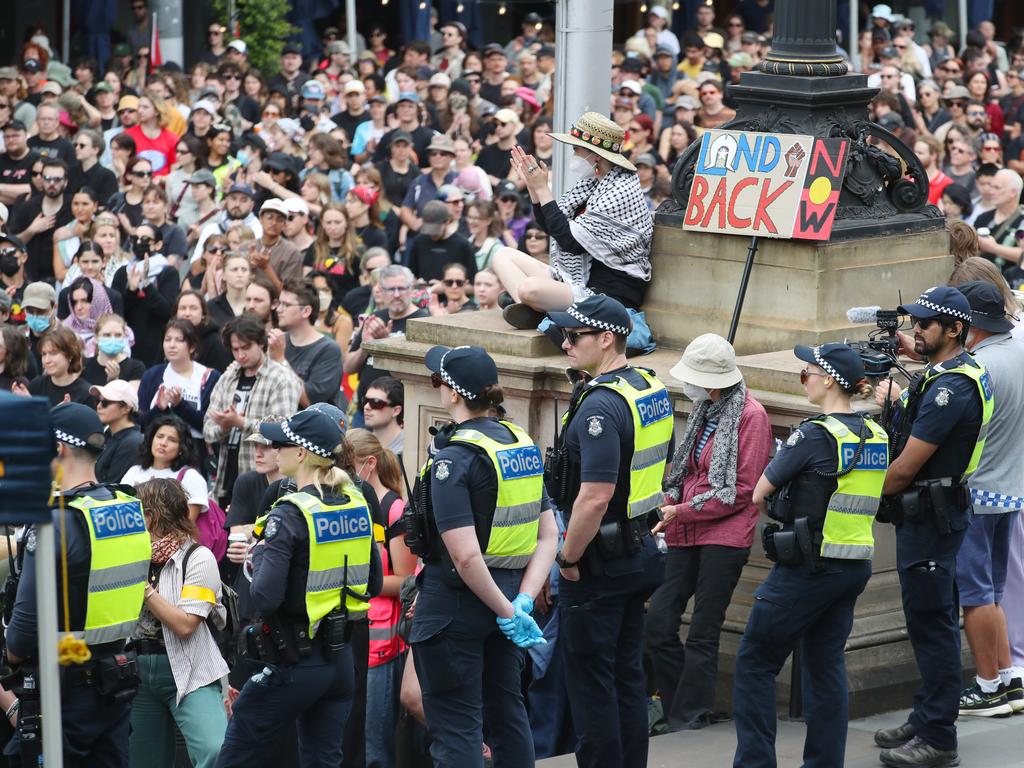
[134,541,229,704]
[694,419,718,462]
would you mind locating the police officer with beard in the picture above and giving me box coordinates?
[5,403,151,766]
[408,345,557,768]
[872,286,993,768]
[544,295,672,768]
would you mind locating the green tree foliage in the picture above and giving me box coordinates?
[212,0,297,75]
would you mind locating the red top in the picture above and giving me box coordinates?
[927,170,954,206]
[663,391,773,549]
[124,124,178,176]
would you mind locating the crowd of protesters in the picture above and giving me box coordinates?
[1,0,1024,767]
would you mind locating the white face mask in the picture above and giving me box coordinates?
[682,382,710,402]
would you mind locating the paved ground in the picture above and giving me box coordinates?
[538,709,1024,766]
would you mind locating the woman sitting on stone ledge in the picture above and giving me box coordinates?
[491,111,655,333]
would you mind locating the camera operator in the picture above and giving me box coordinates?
[871,286,992,768]
[734,343,885,768]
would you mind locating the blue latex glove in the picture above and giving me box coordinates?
[496,611,547,648]
[512,593,534,616]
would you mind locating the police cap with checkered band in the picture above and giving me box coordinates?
[260,410,343,458]
[898,285,972,325]
[793,343,865,390]
[51,402,105,453]
[425,345,499,401]
[547,294,633,337]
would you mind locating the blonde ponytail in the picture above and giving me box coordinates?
[302,451,353,496]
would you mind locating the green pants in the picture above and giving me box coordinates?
[129,653,227,768]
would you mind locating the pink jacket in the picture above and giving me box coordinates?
[663,392,772,549]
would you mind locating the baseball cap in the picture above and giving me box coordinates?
[493,108,520,126]
[21,59,41,74]
[956,280,1014,333]
[898,285,972,323]
[793,343,866,390]
[2,119,27,133]
[227,39,247,54]
[634,153,657,168]
[94,81,114,94]
[389,129,413,145]
[301,80,325,100]
[424,345,499,401]
[483,43,506,58]
[40,82,62,96]
[648,6,669,19]
[191,99,218,115]
[89,380,139,412]
[344,80,366,95]
[282,42,303,56]
[188,169,217,187]
[396,91,420,105]
[260,410,343,458]
[494,179,519,199]
[871,4,894,21]
[654,46,674,58]
[304,402,347,432]
[282,197,309,216]
[22,282,57,311]
[429,72,452,89]
[326,40,350,56]
[703,32,725,50]
[619,79,643,96]
[536,45,555,59]
[226,182,255,198]
[0,67,18,80]
[350,185,380,207]
[51,402,105,453]
[118,95,139,111]
[879,46,900,59]
[426,133,456,154]
[436,184,464,202]
[0,232,24,250]
[259,198,288,217]
[547,294,633,336]
[419,200,452,236]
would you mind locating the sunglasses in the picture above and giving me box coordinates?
[131,236,154,246]
[0,248,17,258]
[946,100,966,108]
[561,328,601,346]
[132,170,153,177]
[799,369,827,385]
[443,278,466,287]
[982,144,1001,151]
[206,245,226,253]
[73,142,91,148]
[941,67,962,73]
[118,108,138,114]
[912,317,938,330]
[224,74,241,81]
[364,397,393,410]
[498,195,517,203]
[98,399,125,408]
[0,103,10,109]
[42,175,66,184]
[967,111,986,118]
[525,232,547,240]
[30,170,42,177]
[263,110,280,116]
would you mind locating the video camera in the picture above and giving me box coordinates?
[845,307,910,380]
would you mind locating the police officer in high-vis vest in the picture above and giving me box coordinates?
[544,295,672,768]
[217,409,382,768]
[5,402,151,767]
[871,286,992,768]
[408,345,557,768]
[732,343,887,768]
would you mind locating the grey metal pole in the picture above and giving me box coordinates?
[957,0,967,53]
[62,1,71,62]
[346,0,357,55]
[551,0,615,197]
[850,1,859,70]
[35,521,64,768]
[154,0,184,67]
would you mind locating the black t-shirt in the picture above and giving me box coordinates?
[479,81,504,106]
[476,143,512,181]
[28,374,96,407]
[95,426,145,485]
[27,136,75,164]
[7,194,74,282]
[227,94,260,125]
[377,161,420,207]
[221,373,257,501]
[349,308,428,406]
[68,162,118,208]
[373,125,435,169]
[355,224,388,253]
[82,356,146,386]
[226,470,271,528]
[331,109,372,145]
[407,232,477,283]
[0,149,38,188]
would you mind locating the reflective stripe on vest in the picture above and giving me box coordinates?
[919,358,994,480]
[72,492,151,646]
[450,421,543,570]
[813,416,888,561]
[279,490,374,638]
[586,369,673,519]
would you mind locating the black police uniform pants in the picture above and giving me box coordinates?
[4,684,132,768]
[896,510,970,753]
[411,574,534,768]
[732,559,871,768]
[645,544,750,729]
[215,644,354,768]
[559,578,652,768]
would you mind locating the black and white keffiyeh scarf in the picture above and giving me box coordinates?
[549,167,653,293]
[663,382,747,511]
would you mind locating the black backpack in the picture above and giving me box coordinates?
[181,543,240,666]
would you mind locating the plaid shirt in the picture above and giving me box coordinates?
[203,355,301,499]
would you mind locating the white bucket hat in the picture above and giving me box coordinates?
[669,333,743,389]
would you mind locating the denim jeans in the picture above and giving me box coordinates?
[366,654,405,768]
[733,559,872,768]
[645,545,750,729]
[129,653,226,768]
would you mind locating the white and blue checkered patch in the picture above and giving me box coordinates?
[970,489,1024,511]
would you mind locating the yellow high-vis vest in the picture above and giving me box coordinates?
[278,489,374,638]
[450,421,543,569]
[72,492,151,645]
[812,416,889,560]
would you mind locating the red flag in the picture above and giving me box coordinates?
[150,12,163,70]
